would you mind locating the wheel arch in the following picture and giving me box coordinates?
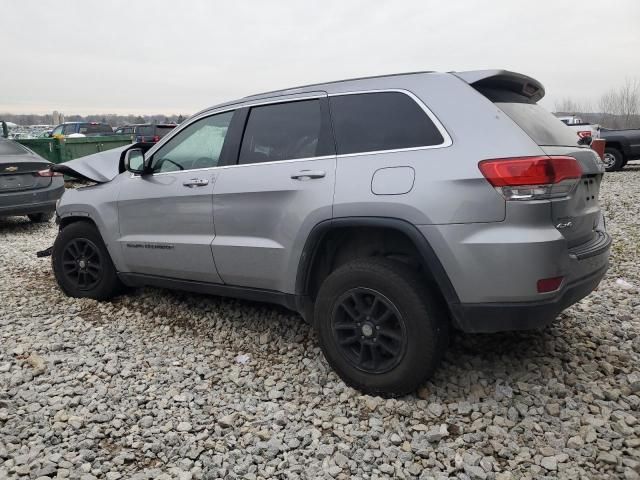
[59,214,98,230]
[295,217,460,322]
[603,139,628,159]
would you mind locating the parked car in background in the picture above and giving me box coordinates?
[50,122,114,138]
[133,124,177,143]
[557,115,600,141]
[114,124,177,143]
[50,70,610,396]
[598,128,640,171]
[0,138,64,222]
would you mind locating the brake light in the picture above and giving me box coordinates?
[577,131,592,139]
[479,156,582,201]
[153,135,160,142]
[37,169,63,177]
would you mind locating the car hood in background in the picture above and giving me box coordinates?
[50,145,130,183]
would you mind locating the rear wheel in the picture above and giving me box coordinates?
[52,221,123,300]
[28,212,54,223]
[603,148,624,172]
[314,258,449,397]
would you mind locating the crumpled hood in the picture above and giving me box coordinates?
[51,145,130,182]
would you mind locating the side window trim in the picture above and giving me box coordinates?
[137,92,336,175]
[327,89,452,157]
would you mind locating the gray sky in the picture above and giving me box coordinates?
[2,0,639,115]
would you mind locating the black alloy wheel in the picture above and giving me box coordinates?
[60,238,103,291]
[331,287,407,374]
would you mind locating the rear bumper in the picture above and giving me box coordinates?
[0,182,64,217]
[451,261,608,333]
[0,199,58,216]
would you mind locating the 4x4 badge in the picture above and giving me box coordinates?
[556,221,573,229]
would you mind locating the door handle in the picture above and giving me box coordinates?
[183,178,209,187]
[290,170,326,180]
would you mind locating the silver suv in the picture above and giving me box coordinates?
[51,70,611,396]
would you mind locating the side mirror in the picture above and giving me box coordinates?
[124,148,148,174]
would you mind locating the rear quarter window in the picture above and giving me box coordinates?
[329,91,445,155]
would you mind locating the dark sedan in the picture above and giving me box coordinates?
[0,138,64,222]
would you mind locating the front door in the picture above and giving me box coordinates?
[117,111,235,282]
[211,95,336,293]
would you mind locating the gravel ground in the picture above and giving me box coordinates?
[1,164,639,480]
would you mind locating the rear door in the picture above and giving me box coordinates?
[211,93,336,293]
[117,111,236,282]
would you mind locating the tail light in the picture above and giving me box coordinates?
[479,156,582,201]
[153,135,160,142]
[577,131,592,139]
[37,169,63,177]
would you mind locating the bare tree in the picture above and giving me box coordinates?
[598,78,640,129]
[619,78,640,128]
[554,97,592,116]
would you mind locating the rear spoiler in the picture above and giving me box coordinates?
[453,70,545,103]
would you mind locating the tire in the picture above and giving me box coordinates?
[52,221,123,300]
[28,212,54,223]
[604,148,624,172]
[314,257,449,397]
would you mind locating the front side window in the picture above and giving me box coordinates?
[151,111,234,173]
[329,92,445,155]
[51,125,63,136]
[62,124,77,135]
[239,99,327,164]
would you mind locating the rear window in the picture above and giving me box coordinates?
[0,140,27,155]
[156,125,176,137]
[497,103,579,146]
[477,88,578,146]
[329,92,445,155]
[136,125,154,136]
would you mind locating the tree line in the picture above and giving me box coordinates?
[554,78,640,129]
[0,113,188,127]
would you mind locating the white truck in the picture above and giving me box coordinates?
[557,115,600,140]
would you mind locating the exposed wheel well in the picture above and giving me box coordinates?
[59,216,97,230]
[302,225,452,321]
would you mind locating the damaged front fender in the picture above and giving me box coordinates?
[50,143,154,183]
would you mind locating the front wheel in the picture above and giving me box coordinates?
[603,148,624,172]
[314,258,449,397]
[52,221,123,300]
